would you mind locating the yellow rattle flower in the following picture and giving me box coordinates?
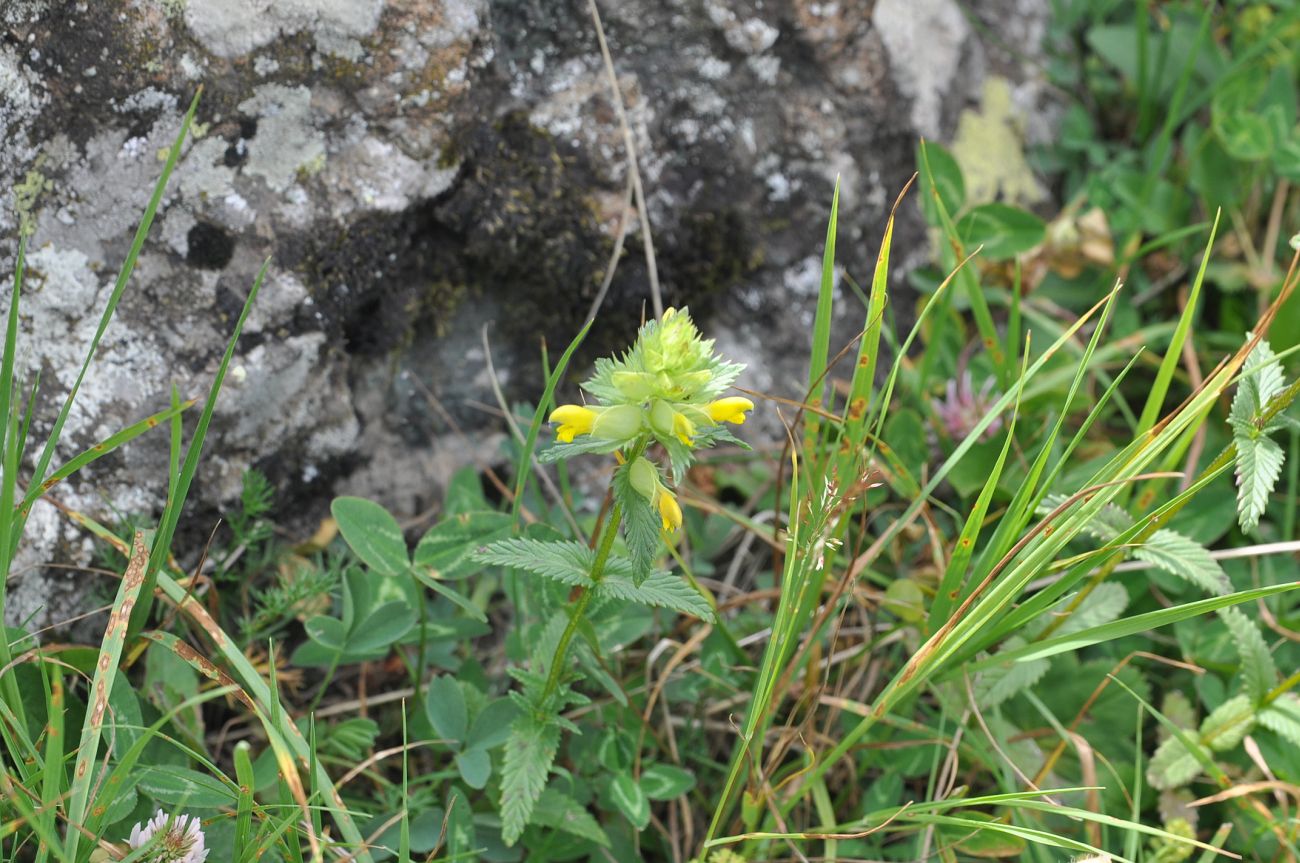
[549,403,642,443]
[705,396,754,425]
[628,456,684,532]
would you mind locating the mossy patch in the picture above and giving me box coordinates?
[293,113,613,368]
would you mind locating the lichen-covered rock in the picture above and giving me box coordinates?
[1,0,1052,631]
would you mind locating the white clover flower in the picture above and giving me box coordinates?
[127,810,209,863]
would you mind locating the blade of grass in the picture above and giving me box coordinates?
[18,91,201,560]
[968,582,1299,668]
[64,531,149,862]
[511,318,593,525]
[14,399,196,522]
[129,258,269,637]
[1134,211,1220,436]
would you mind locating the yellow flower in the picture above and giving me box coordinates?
[550,405,594,442]
[650,400,696,445]
[549,404,643,443]
[628,455,683,532]
[706,396,754,425]
[656,487,683,532]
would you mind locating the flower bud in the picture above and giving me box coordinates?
[628,457,659,500]
[590,404,643,441]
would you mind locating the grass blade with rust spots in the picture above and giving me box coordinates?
[35,665,65,863]
[64,531,149,861]
[13,399,196,528]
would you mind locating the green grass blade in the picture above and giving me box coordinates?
[917,141,1008,386]
[14,399,195,523]
[928,341,1029,630]
[26,90,201,511]
[64,532,150,862]
[1134,211,1220,436]
[34,664,64,863]
[511,318,593,525]
[129,258,268,636]
[973,583,1299,668]
[806,180,840,423]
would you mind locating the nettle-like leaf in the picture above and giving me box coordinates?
[1258,695,1300,746]
[1056,582,1129,636]
[1148,732,1210,791]
[1230,334,1288,532]
[474,538,595,587]
[1147,694,1258,790]
[500,714,561,846]
[1039,497,1228,595]
[1134,529,1231,596]
[531,788,610,847]
[1234,434,1285,532]
[598,565,714,621]
[1218,606,1277,702]
[1199,693,1256,752]
[972,638,1050,710]
[612,460,661,585]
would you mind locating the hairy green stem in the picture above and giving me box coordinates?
[540,501,623,706]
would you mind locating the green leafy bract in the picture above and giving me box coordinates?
[613,460,661,585]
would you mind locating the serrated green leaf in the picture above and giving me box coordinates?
[1159,691,1197,742]
[532,788,611,847]
[1199,693,1256,752]
[973,641,1050,710]
[331,497,409,577]
[610,773,650,830]
[1218,606,1276,701]
[1134,530,1231,595]
[474,538,595,587]
[597,566,714,621]
[1055,582,1129,636]
[613,461,662,585]
[1234,433,1284,532]
[1042,497,1228,595]
[1231,335,1288,532]
[1258,695,1300,746]
[641,764,696,800]
[500,717,560,846]
[1147,734,1208,790]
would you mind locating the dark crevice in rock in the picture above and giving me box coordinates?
[187,221,236,270]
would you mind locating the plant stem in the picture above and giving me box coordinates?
[539,502,623,706]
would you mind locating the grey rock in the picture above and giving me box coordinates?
[1,0,1051,632]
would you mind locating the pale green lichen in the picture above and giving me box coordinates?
[950,76,1045,207]
[14,165,52,237]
